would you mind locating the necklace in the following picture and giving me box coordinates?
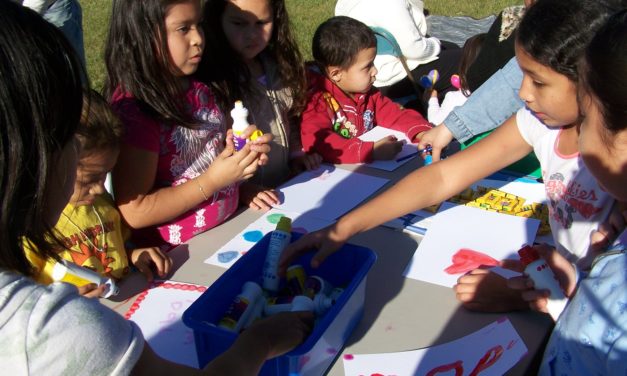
[61,205,107,253]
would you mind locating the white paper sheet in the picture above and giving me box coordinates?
[358,127,420,171]
[343,318,528,376]
[204,208,334,269]
[403,203,539,287]
[124,281,207,368]
[273,165,389,220]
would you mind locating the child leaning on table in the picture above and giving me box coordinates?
[25,90,172,297]
[509,11,627,374]
[301,16,432,164]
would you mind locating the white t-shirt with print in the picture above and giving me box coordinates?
[0,270,144,375]
[516,108,613,261]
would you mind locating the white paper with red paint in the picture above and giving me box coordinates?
[124,281,207,368]
[343,318,528,376]
[403,202,539,287]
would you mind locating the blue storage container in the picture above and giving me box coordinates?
[183,232,376,375]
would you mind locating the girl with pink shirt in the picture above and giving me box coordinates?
[104,0,272,245]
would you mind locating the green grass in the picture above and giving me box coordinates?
[82,0,521,91]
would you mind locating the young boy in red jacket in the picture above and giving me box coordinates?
[301,16,432,164]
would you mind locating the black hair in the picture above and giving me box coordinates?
[0,2,85,275]
[198,0,307,117]
[103,0,198,127]
[516,0,621,82]
[312,16,377,70]
[581,9,627,135]
[79,89,124,153]
[459,33,486,96]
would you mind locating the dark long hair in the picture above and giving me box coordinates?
[516,0,621,82]
[103,0,197,127]
[580,9,627,135]
[199,0,307,118]
[0,2,85,275]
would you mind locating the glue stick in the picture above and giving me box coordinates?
[51,259,118,298]
[518,245,567,320]
[231,100,263,151]
[262,217,292,293]
[218,281,263,332]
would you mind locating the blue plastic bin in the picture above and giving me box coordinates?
[183,232,376,375]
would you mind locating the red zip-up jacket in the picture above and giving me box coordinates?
[301,71,432,164]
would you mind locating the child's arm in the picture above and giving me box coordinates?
[113,130,272,229]
[301,94,376,164]
[427,90,444,125]
[372,92,432,143]
[281,115,533,270]
[129,246,173,282]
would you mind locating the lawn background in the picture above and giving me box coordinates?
[82,0,521,90]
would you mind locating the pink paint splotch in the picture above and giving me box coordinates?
[444,248,499,275]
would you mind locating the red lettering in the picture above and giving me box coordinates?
[469,345,503,376]
[426,360,463,376]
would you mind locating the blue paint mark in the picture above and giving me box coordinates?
[243,230,264,242]
[218,251,238,263]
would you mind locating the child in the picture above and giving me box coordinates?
[282,0,618,311]
[0,3,311,373]
[301,16,433,164]
[25,90,173,297]
[199,0,322,211]
[427,33,486,125]
[103,0,272,245]
[510,11,627,374]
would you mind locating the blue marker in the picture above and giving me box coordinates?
[395,145,433,163]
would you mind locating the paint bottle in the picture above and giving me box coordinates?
[286,264,307,295]
[262,216,292,293]
[243,293,266,329]
[218,281,263,332]
[51,259,118,298]
[303,275,333,299]
[230,100,263,151]
[518,245,567,320]
[313,293,334,316]
[265,295,314,316]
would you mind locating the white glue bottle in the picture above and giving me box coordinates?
[51,259,119,298]
[262,216,292,293]
[518,245,568,320]
[264,295,314,316]
[230,100,263,151]
[218,281,263,332]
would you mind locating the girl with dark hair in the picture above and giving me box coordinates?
[511,11,627,374]
[104,0,273,246]
[198,0,322,211]
[1,2,310,373]
[281,0,619,313]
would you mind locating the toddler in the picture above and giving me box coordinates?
[301,16,432,164]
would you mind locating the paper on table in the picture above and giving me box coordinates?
[343,318,528,376]
[274,164,389,221]
[403,203,539,288]
[358,127,419,171]
[204,208,334,269]
[124,281,207,368]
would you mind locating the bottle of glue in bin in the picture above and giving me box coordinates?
[231,100,262,151]
[518,245,567,321]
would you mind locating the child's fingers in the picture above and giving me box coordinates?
[252,196,273,211]
[135,259,155,282]
[77,283,105,298]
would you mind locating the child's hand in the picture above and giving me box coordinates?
[453,259,529,312]
[204,141,264,188]
[417,124,454,162]
[242,126,273,166]
[430,89,439,98]
[289,152,323,174]
[77,283,106,298]
[130,246,173,282]
[239,311,314,359]
[372,135,404,160]
[508,245,578,313]
[239,183,280,211]
[580,206,626,270]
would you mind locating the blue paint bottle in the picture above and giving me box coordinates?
[262,216,292,293]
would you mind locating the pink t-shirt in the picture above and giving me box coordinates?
[112,80,238,245]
